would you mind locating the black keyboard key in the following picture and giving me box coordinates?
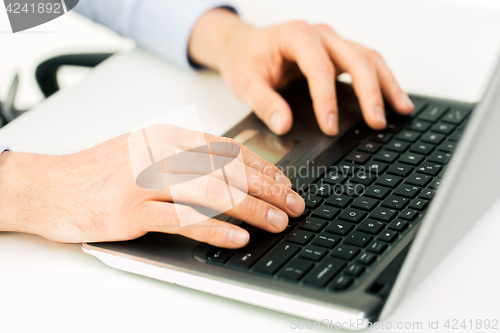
[299,245,328,262]
[357,252,376,265]
[338,208,366,223]
[339,182,365,197]
[386,140,410,153]
[351,197,378,211]
[409,198,428,210]
[239,223,261,240]
[374,150,399,163]
[369,207,397,222]
[369,132,393,143]
[375,174,402,188]
[347,124,371,139]
[408,119,431,132]
[405,173,431,187]
[416,162,443,176]
[303,195,322,209]
[367,240,388,254]
[419,188,436,200]
[331,244,360,260]
[228,233,282,269]
[394,184,421,198]
[345,151,370,164]
[357,219,385,235]
[364,160,389,175]
[324,220,354,236]
[409,98,428,115]
[357,141,382,153]
[322,172,346,185]
[253,243,300,275]
[289,208,311,222]
[428,151,451,164]
[438,140,456,153]
[364,184,390,199]
[302,258,346,287]
[285,230,314,245]
[299,217,328,232]
[410,141,435,155]
[325,194,352,208]
[399,208,419,221]
[388,219,408,231]
[442,107,471,124]
[396,130,420,142]
[312,204,340,220]
[399,152,425,166]
[377,230,398,243]
[418,105,448,122]
[344,232,373,247]
[207,248,234,264]
[312,232,341,249]
[329,274,353,291]
[308,182,333,198]
[428,178,441,189]
[382,195,409,210]
[345,263,365,277]
[277,258,314,281]
[335,162,358,176]
[421,132,445,145]
[283,220,298,234]
[351,172,377,186]
[448,130,463,141]
[431,122,456,135]
[387,163,413,177]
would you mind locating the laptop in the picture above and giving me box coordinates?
[82,57,500,330]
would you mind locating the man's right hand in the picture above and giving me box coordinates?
[0,125,305,248]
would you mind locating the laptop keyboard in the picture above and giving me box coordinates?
[194,98,472,293]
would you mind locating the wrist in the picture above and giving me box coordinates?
[0,152,35,233]
[188,7,253,71]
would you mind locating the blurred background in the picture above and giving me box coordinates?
[1,0,500,112]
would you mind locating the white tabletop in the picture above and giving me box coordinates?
[1,1,500,332]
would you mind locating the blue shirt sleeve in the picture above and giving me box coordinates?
[73,0,235,69]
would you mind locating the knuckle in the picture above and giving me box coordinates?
[314,23,337,35]
[244,197,266,221]
[368,49,383,62]
[201,177,225,200]
[288,20,311,33]
[206,220,221,242]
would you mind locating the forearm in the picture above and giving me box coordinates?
[188,8,251,71]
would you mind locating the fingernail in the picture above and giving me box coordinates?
[228,228,249,246]
[286,193,305,215]
[270,112,283,134]
[327,113,338,133]
[276,171,291,186]
[267,208,288,231]
[375,106,386,126]
[400,92,414,109]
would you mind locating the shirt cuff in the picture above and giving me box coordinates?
[128,0,236,69]
[0,145,11,155]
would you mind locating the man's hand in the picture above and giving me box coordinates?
[0,125,304,248]
[189,9,415,136]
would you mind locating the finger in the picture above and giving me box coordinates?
[151,175,290,233]
[152,152,304,216]
[144,202,250,248]
[314,24,387,130]
[367,48,414,115]
[242,75,293,135]
[278,21,339,135]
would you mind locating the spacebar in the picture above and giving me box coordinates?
[289,135,359,191]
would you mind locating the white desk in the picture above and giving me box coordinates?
[1,1,500,332]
